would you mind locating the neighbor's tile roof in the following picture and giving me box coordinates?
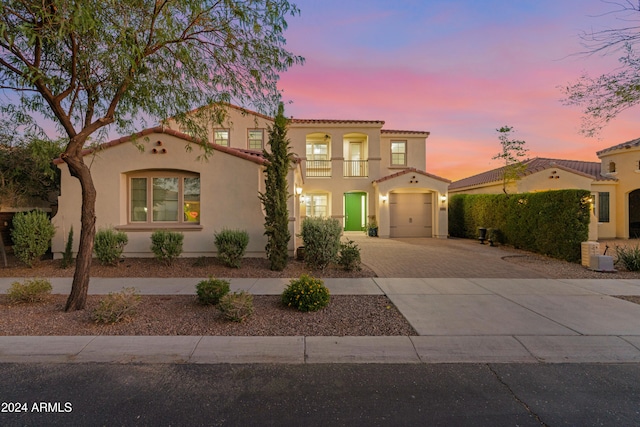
[597,137,640,156]
[449,157,612,190]
[53,126,268,166]
[374,167,451,184]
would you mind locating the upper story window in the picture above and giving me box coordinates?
[307,140,329,161]
[306,134,331,178]
[609,161,616,173]
[214,129,229,146]
[248,129,264,150]
[130,171,200,225]
[391,141,407,166]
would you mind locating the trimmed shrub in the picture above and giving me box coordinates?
[196,277,230,305]
[218,291,254,322]
[338,239,362,271]
[11,210,56,267]
[6,278,52,303]
[92,287,141,324]
[94,227,128,266]
[448,190,590,263]
[150,230,184,265]
[615,244,640,271]
[60,226,74,269]
[300,217,342,271]
[214,228,249,268]
[282,274,330,312]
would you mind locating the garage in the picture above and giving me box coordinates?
[389,192,433,237]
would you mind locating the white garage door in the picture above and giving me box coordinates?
[389,193,433,237]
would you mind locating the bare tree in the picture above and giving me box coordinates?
[0,0,303,310]
[492,126,529,194]
[562,1,640,136]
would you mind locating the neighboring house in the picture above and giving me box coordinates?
[449,139,640,240]
[52,105,449,258]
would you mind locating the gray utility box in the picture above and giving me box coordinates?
[589,255,616,272]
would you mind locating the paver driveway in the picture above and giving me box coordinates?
[347,234,546,278]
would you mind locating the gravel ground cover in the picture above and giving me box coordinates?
[1,245,639,337]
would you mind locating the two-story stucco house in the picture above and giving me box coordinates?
[51,104,450,259]
[449,137,640,240]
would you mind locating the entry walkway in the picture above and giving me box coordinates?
[1,277,640,364]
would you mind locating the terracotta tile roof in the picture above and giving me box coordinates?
[449,157,612,190]
[374,167,451,184]
[381,129,430,136]
[290,118,385,126]
[596,137,640,156]
[53,126,268,166]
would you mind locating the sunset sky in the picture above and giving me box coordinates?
[278,0,640,181]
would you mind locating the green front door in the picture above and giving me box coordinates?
[345,192,366,231]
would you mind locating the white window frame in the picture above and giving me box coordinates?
[391,141,407,166]
[248,129,264,150]
[128,171,200,225]
[214,129,230,146]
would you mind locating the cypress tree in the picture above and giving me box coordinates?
[260,103,292,271]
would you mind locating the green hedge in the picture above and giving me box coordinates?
[448,190,591,262]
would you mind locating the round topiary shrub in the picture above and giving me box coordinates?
[196,277,230,305]
[281,274,330,312]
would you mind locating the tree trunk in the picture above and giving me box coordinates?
[64,153,97,312]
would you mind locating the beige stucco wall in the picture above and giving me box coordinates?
[287,122,384,229]
[516,168,593,193]
[598,146,640,238]
[380,133,428,174]
[52,133,271,259]
[165,105,273,151]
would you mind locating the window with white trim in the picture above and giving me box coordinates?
[305,193,329,218]
[391,141,407,166]
[129,171,200,224]
[248,129,264,150]
[214,129,229,146]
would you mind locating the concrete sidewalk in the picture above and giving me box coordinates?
[1,277,640,364]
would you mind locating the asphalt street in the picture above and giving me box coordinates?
[1,363,639,426]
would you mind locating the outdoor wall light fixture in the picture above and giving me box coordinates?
[440,195,447,203]
[381,195,388,203]
[295,187,302,195]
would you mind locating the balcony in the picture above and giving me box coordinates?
[306,160,332,177]
[343,160,369,177]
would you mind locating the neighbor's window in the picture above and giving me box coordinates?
[609,161,616,173]
[391,141,407,166]
[598,192,610,223]
[248,129,264,150]
[129,172,200,224]
[214,129,229,146]
[305,193,328,218]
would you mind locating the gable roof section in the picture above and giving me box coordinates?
[449,157,612,190]
[53,126,267,166]
[374,167,451,184]
[597,137,640,156]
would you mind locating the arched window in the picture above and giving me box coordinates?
[129,171,200,224]
[609,161,616,173]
